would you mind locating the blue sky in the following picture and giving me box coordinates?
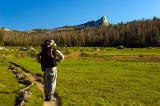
[0,0,160,31]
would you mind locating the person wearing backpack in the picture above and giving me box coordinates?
[36,40,64,101]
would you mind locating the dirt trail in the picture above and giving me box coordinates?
[23,72,57,106]
[10,62,58,106]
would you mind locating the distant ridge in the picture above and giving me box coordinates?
[27,16,109,33]
[0,27,12,32]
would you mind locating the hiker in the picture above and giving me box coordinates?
[36,40,64,101]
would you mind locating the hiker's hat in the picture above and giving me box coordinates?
[51,40,57,47]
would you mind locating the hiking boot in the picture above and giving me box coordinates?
[50,95,57,101]
[45,97,50,101]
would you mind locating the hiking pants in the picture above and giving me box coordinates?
[44,67,57,98]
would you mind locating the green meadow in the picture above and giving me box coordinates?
[0,60,20,106]
[0,51,43,106]
[1,47,160,106]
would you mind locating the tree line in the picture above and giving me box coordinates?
[1,17,160,47]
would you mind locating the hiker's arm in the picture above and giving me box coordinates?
[56,50,64,62]
[36,52,42,64]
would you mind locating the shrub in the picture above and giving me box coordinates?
[27,50,37,57]
[64,48,71,55]
[79,52,89,57]
[139,54,144,57]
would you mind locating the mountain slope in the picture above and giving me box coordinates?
[27,16,109,33]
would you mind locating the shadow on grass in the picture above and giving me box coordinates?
[0,90,19,94]
[54,92,62,106]
[0,91,20,106]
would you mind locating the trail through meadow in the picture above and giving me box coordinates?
[10,62,58,106]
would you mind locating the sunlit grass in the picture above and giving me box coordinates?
[0,57,43,106]
[57,60,160,105]
[0,61,20,106]
[6,47,160,105]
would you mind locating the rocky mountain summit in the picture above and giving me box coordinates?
[79,16,109,27]
[27,16,109,33]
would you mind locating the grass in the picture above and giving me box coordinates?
[8,58,42,75]
[14,67,43,106]
[0,60,20,106]
[0,58,43,106]
[99,47,160,56]
[24,85,43,106]
[57,60,160,106]
[3,47,160,105]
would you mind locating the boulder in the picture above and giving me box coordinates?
[20,47,28,51]
[146,47,153,49]
[117,46,124,49]
[29,47,35,51]
[0,46,7,50]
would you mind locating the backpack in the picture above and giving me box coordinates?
[41,40,57,68]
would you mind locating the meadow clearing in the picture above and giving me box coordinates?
[0,55,43,106]
[0,60,20,106]
[0,47,160,106]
